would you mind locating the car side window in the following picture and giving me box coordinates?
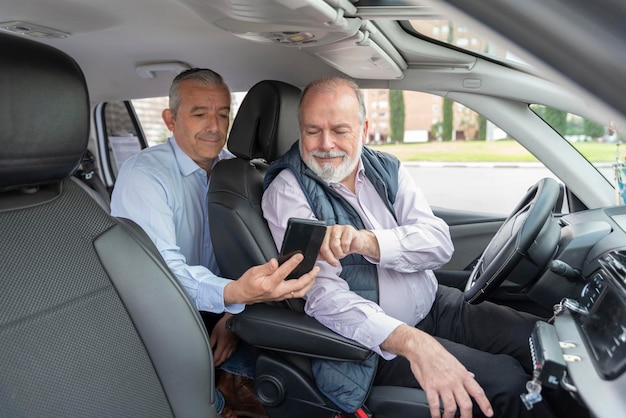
[132,97,170,146]
[95,101,148,188]
[365,90,558,215]
[530,105,624,204]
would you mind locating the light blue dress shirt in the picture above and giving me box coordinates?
[111,137,244,314]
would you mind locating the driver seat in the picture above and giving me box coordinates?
[208,80,432,417]
[0,33,216,417]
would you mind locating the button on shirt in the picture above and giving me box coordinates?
[262,161,453,359]
[111,137,243,314]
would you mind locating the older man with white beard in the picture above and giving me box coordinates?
[261,77,557,418]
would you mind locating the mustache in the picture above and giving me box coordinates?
[197,132,224,141]
[310,150,347,158]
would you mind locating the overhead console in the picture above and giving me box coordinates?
[184,0,407,79]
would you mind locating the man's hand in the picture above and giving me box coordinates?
[319,225,380,267]
[223,253,318,305]
[210,313,239,366]
[381,325,494,418]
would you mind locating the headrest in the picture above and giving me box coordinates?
[227,80,302,162]
[0,33,90,190]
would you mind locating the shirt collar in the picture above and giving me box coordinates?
[169,136,235,177]
[327,158,365,188]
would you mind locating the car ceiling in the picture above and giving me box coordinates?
[0,0,390,100]
[1,0,625,130]
[0,0,490,100]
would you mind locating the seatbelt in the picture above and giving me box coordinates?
[75,150,111,206]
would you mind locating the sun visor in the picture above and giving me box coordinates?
[310,31,404,79]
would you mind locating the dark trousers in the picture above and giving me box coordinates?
[373,285,555,418]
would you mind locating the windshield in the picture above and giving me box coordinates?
[530,105,626,204]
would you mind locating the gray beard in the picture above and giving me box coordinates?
[302,142,362,183]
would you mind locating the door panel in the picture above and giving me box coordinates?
[432,207,504,289]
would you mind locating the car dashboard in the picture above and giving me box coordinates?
[550,206,626,417]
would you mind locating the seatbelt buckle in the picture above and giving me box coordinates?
[354,407,372,418]
[333,407,372,418]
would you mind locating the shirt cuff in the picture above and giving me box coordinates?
[197,276,245,314]
[370,229,401,268]
[353,311,404,360]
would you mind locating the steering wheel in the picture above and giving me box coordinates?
[464,177,562,304]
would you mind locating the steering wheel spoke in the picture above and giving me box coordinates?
[464,178,562,304]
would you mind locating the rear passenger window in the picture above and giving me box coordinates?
[132,97,170,146]
[96,101,147,187]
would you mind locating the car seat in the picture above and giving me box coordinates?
[208,80,432,417]
[0,33,217,418]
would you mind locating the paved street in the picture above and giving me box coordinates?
[404,163,614,215]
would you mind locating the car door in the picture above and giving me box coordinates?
[434,208,504,289]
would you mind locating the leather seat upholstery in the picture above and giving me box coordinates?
[208,80,432,417]
[209,80,301,281]
[0,33,216,418]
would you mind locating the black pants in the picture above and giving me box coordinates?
[373,285,554,418]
